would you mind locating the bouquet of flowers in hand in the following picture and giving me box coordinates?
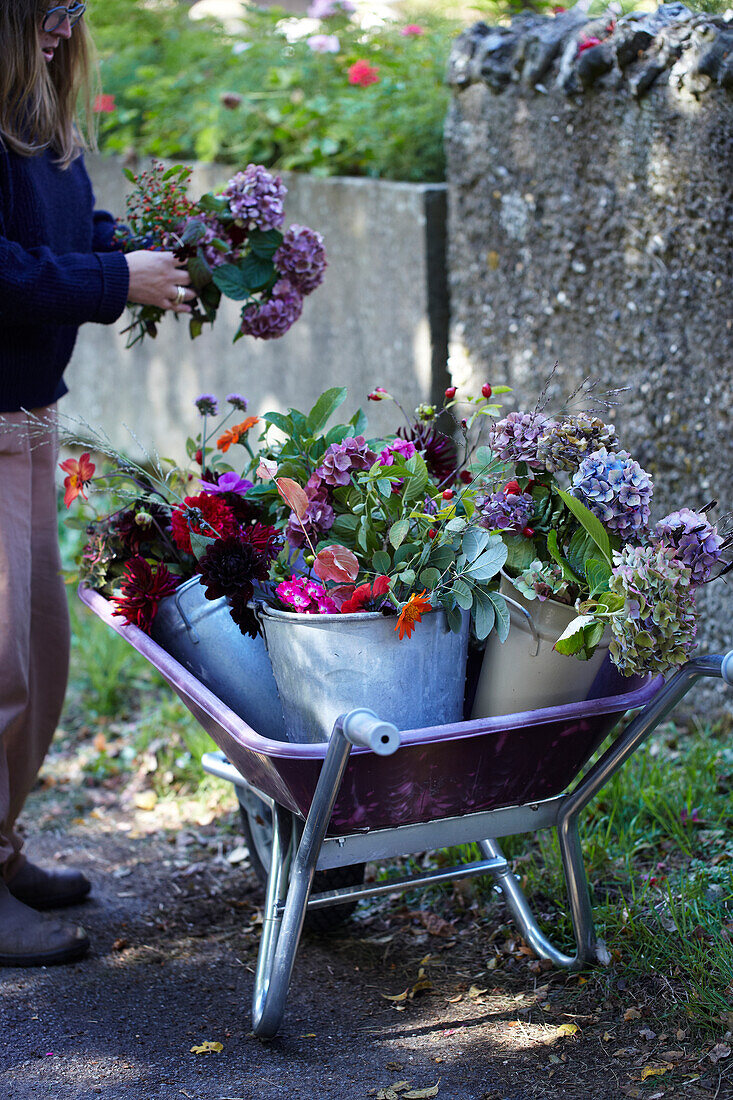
[471,389,731,677]
[113,162,326,347]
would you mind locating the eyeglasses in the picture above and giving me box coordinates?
[41,3,86,34]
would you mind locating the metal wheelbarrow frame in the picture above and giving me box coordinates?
[79,585,733,1039]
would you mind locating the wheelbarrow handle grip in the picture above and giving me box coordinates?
[722,650,733,687]
[341,708,400,756]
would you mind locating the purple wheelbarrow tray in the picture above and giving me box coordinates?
[79,584,733,1039]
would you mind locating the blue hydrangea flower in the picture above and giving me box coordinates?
[570,447,653,540]
[655,508,724,586]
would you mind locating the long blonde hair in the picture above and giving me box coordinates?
[0,1,97,167]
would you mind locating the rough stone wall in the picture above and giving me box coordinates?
[445,4,733,705]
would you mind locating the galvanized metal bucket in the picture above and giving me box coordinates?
[471,577,611,719]
[257,604,470,744]
[151,576,287,741]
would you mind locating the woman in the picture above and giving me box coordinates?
[0,1,196,967]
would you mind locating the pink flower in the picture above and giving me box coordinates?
[348,60,379,87]
[307,34,340,53]
[378,439,417,467]
[400,24,424,36]
[577,36,602,54]
[93,93,116,114]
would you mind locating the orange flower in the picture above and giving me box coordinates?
[217,416,259,453]
[395,589,432,640]
[59,452,95,508]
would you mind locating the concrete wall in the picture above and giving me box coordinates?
[445,5,733,703]
[65,158,449,455]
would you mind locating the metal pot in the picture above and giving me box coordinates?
[151,576,287,741]
[471,577,611,719]
[257,604,469,743]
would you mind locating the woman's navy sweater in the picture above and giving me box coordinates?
[0,143,130,413]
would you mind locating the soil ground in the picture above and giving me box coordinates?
[1,755,730,1100]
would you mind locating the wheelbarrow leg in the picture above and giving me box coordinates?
[478,838,578,967]
[251,722,354,1039]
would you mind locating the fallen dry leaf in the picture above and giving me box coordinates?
[467,985,488,1000]
[190,1040,223,1054]
[623,1007,642,1021]
[640,1064,672,1081]
[708,1042,732,1063]
[134,791,157,811]
[403,1082,440,1100]
[555,1023,580,1037]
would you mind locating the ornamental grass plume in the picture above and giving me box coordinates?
[608,543,697,676]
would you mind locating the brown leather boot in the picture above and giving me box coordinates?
[0,882,89,967]
[7,859,91,910]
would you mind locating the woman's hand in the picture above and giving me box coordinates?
[125,251,196,313]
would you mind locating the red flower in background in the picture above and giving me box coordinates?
[347,60,379,87]
[60,452,95,507]
[111,557,180,633]
[400,24,424,36]
[93,93,116,114]
[170,493,238,554]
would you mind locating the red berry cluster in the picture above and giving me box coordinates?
[125,163,194,247]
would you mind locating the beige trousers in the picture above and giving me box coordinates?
[0,406,70,879]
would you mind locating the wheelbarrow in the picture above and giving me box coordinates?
[78,585,733,1039]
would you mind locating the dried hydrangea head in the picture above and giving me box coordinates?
[488,411,555,469]
[570,447,653,540]
[655,508,724,586]
[536,414,618,474]
[608,542,697,676]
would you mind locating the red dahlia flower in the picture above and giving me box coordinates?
[170,493,238,554]
[111,557,180,633]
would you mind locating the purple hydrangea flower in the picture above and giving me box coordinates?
[195,394,218,416]
[203,472,254,496]
[239,279,303,341]
[488,412,555,469]
[571,447,653,540]
[223,165,286,231]
[226,393,248,411]
[655,508,723,586]
[476,489,533,535]
[308,0,354,17]
[307,33,340,53]
[274,225,327,296]
[316,436,377,487]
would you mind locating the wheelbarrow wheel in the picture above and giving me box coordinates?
[237,789,364,933]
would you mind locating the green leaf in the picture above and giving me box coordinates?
[464,539,507,582]
[306,388,348,436]
[181,218,207,246]
[189,533,217,560]
[553,614,605,659]
[329,513,360,541]
[419,567,441,588]
[546,529,581,585]
[472,590,496,641]
[187,252,213,292]
[393,542,419,566]
[461,527,491,563]
[401,455,429,505]
[596,592,625,613]
[349,408,368,436]
[372,550,391,573]
[445,517,467,534]
[376,478,393,498]
[585,558,612,598]
[212,263,250,301]
[558,489,612,566]
[451,577,474,610]
[566,529,597,579]
[239,253,275,291]
[487,590,511,642]
[261,410,293,436]
[248,228,283,259]
[189,316,203,339]
[389,519,410,550]
[443,602,465,635]
[429,546,455,571]
[401,568,416,586]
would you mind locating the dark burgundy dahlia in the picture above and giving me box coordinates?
[397,423,458,487]
[197,537,271,637]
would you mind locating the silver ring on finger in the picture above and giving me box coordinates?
[175,285,186,306]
